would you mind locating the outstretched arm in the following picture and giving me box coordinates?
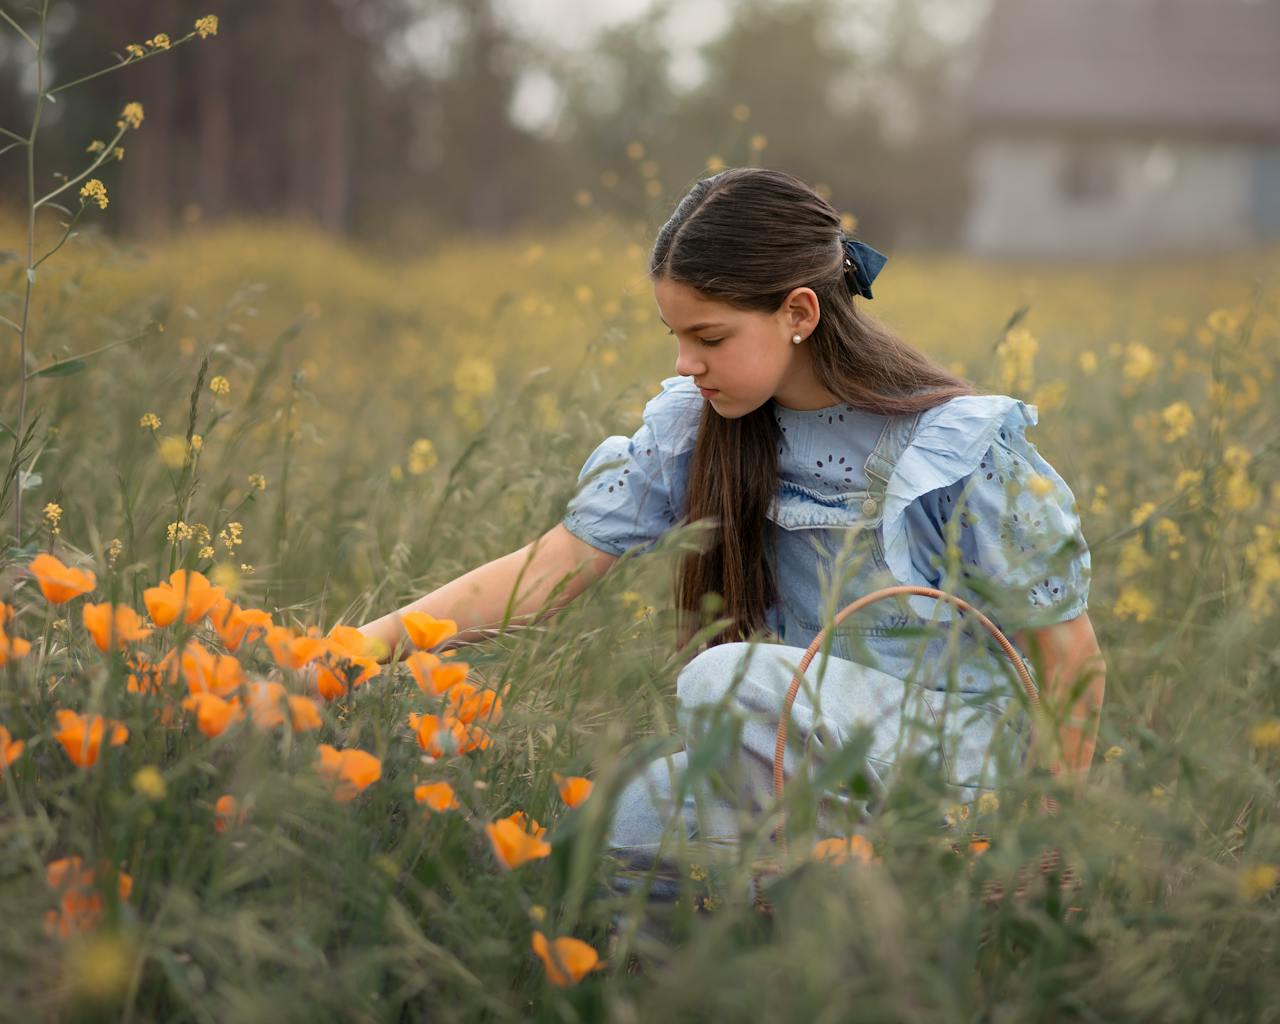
[1014,611,1106,786]
[357,524,620,663]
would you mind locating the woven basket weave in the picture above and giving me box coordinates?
[747,584,1078,914]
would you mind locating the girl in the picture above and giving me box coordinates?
[358,167,1106,905]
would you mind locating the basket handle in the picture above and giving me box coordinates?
[769,585,1061,850]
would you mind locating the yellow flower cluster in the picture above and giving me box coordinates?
[1159,400,1195,443]
[106,538,123,565]
[407,438,438,475]
[86,139,105,154]
[1114,585,1155,623]
[995,326,1038,395]
[125,43,146,60]
[209,375,231,395]
[145,33,171,50]
[195,15,219,39]
[1244,525,1280,617]
[79,180,108,210]
[218,522,243,554]
[1246,718,1280,749]
[247,473,267,491]
[44,502,63,536]
[1122,341,1157,383]
[138,412,161,430]
[453,356,496,398]
[118,102,145,130]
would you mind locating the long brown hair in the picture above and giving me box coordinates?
[650,167,976,654]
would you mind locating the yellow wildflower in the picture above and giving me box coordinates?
[79,179,108,210]
[977,792,999,815]
[1089,484,1109,515]
[132,765,166,800]
[407,438,438,475]
[125,43,146,59]
[1122,342,1156,383]
[625,141,645,160]
[574,190,592,207]
[1246,719,1280,749]
[247,473,266,491]
[106,538,123,565]
[1159,401,1195,443]
[145,33,171,50]
[85,139,105,154]
[166,521,194,543]
[119,102,145,130]
[1130,502,1157,527]
[43,502,62,527]
[1102,745,1123,762]
[706,155,726,173]
[195,15,219,38]
[1078,351,1098,375]
[1223,445,1251,471]
[1174,470,1203,494]
[1238,864,1278,901]
[840,212,859,232]
[113,147,124,162]
[750,133,767,150]
[198,546,215,560]
[189,434,203,452]
[731,104,751,122]
[1206,308,1240,335]
[1224,471,1258,512]
[1114,586,1155,623]
[1026,474,1054,499]
[209,375,230,395]
[139,413,161,431]
[995,326,1038,394]
[644,179,663,198]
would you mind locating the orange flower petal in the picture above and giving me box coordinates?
[399,612,458,650]
[414,781,460,813]
[485,818,551,870]
[531,931,604,987]
[28,553,97,604]
[552,773,594,808]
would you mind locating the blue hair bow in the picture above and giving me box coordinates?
[841,236,887,300]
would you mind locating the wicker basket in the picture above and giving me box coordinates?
[747,584,1077,914]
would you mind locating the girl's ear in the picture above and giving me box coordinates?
[780,287,820,335]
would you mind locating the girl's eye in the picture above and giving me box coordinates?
[698,337,723,346]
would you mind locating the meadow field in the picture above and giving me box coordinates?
[2,201,1279,1021]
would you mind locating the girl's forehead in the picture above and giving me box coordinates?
[652,278,738,324]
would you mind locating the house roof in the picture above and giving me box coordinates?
[964,0,1280,138]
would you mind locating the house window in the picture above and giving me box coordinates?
[1060,143,1120,202]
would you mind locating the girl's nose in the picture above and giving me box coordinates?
[673,344,705,379]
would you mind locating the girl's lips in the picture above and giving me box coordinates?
[699,387,719,398]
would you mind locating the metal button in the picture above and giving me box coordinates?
[862,497,878,516]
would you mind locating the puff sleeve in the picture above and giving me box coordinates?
[561,376,703,557]
[882,396,1091,630]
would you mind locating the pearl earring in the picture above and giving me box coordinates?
[791,333,802,345]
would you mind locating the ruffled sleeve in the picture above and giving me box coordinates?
[561,376,703,557]
[881,395,1091,630]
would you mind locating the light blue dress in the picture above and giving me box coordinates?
[561,375,1091,902]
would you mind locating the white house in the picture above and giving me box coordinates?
[960,0,1280,258]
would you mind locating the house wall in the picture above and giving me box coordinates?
[962,136,1270,257]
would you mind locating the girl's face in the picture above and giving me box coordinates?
[652,276,841,417]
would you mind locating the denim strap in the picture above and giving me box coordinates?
[862,412,922,504]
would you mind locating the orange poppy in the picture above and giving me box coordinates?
[0,628,32,666]
[407,711,490,757]
[142,569,225,627]
[451,686,504,727]
[159,638,245,696]
[243,680,322,732]
[414,781,460,814]
[812,835,875,866]
[264,624,329,672]
[43,856,132,938]
[27,553,96,604]
[505,810,546,839]
[399,611,458,650]
[124,651,167,695]
[182,692,244,738]
[0,601,12,625]
[208,598,273,651]
[531,931,605,987]
[485,815,551,870]
[552,773,593,808]
[325,624,376,659]
[314,743,381,802]
[969,838,991,857]
[82,602,153,652]
[0,723,25,771]
[313,650,381,701]
[213,793,248,833]
[52,710,128,767]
